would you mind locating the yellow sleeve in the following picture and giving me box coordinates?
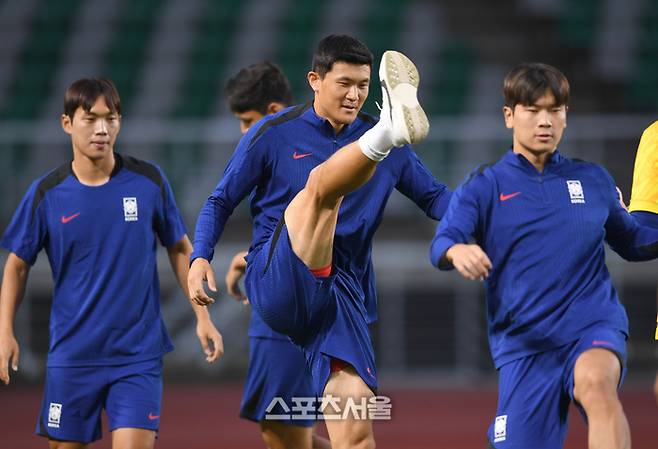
[629,121,658,214]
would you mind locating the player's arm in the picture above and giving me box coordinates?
[167,235,224,363]
[0,253,30,385]
[189,128,271,305]
[600,168,658,260]
[225,250,249,304]
[394,147,452,220]
[429,172,492,280]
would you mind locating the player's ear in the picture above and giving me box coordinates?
[267,102,285,114]
[308,71,321,92]
[502,106,514,129]
[61,114,73,135]
[563,106,568,128]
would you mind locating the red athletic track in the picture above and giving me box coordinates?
[1,384,655,448]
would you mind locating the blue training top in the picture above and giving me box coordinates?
[1,154,186,367]
[431,150,658,368]
[193,102,451,339]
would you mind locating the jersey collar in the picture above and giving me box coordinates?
[69,152,123,181]
[504,148,564,174]
[302,101,362,137]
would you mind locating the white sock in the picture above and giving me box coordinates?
[358,118,394,162]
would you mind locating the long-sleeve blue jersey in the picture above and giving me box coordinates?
[430,150,658,368]
[193,102,451,338]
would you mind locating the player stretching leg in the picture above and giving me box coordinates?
[0,78,222,449]
[245,50,429,449]
[189,36,448,449]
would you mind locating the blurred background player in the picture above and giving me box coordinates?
[431,63,658,449]
[225,61,294,134]
[0,78,223,449]
[223,61,331,449]
[188,35,449,449]
[625,120,658,409]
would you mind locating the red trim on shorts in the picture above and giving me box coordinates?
[310,263,332,278]
[330,358,350,373]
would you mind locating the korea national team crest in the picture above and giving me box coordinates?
[494,414,507,443]
[567,180,585,204]
[48,402,62,428]
[123,197,138,221]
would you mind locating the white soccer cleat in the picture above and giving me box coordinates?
[379,50,430,146]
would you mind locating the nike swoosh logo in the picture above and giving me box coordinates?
[499,192,522,202]
[148,413,160,420]
[61,212,81,223]
[292,151,312,160]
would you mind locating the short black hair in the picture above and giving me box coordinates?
[503,63,570,108]
[64,78,121,120]
[312,34,373,78]
[225,61,293,114]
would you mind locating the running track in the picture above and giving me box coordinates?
[1,384,655,448]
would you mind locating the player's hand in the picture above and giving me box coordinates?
[0,333,19,385]
[446,243,492,281]
[616,186,628,212]
[196,318,224,363]
[188,258,217,306]
[225,251,249,305]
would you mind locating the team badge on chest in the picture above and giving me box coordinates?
[566,180,585,204]
[123,197,138,221]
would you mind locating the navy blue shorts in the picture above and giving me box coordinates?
[487,327,627,449]
[245,219,377,397]
[36,358,163,443]
[240,337,315,426]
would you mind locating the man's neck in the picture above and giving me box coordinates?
[71,151,116,186]
[313,100,345,135]
[514,147,554,173]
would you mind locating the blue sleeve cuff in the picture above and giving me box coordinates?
[429,236,456,270]
[190,247,213,265]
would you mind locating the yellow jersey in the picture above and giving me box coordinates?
[629,121,658,214]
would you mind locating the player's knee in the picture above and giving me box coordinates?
[574,368,618,407]
[305,166,340,208]
[354,433,376,449]
[335,428,374,449]
[261,429,286,449]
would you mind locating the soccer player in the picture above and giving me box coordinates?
[626,120,658,409]
[223,61,331,449]
[430,63,658,449]
[0,78,223,449]
[188,35,449,449]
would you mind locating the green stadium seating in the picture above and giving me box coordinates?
[103,0,165,114]
[0,0,83,119]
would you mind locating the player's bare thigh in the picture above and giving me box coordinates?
[323,367,375,449]
[111,428,156,449]
[284,184,342,270]
[573,347,621,405]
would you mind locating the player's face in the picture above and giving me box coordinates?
[503,90,567,158]
[61,96,121,161]
[309,61,370,131]
[234,110,265,134]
